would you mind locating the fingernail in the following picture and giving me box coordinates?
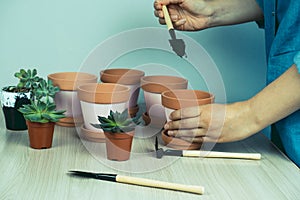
[164,124,169,129]
[170,15,178,20]
[177,18,186,25]
[168,131,174,136]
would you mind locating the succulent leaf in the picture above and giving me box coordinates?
[92,109,141,134]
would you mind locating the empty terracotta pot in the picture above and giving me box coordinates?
[48,72,98,127]
[77,83,130,142]
[161,89,214,150]
[140,75,188,128]
[100,68,144,117]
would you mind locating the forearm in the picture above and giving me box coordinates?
[247,65,300,133]
[208,0,263,27]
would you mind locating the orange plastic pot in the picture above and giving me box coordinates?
[26,121,55,149]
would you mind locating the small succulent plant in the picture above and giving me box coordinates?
[91,109,140,133]
[19,76,65,123]
[3,69,41,93]
[14,69,42,90]
[19,101,65,123]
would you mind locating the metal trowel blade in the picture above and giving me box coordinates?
[169,39,186,58]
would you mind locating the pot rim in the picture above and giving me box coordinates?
[162,89,214,110]
[26,120,56,127]
[48,72,98,91]
[141,75,188,93]
[104,130,134,138]
[100,68,144,85]
[161,129,201,150]
[77,83,130,104]
[1,86,31,93]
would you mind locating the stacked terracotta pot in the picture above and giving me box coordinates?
[100,68,145,117]
[77,83,130,142]
[140,75,188,129]
[48,72,98,127]
[161,89,214,150]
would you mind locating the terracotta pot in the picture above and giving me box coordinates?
[100,68,144,117]
[48,72,98,127]
[142,112,151,126]
[140,76,188,128]
[161,129,201,150]
[0,88,31,130]
[80,124,106,142]
[77,83,130,142]
[104,131,134,161]
[161,89,214,150]
[162,89,214,121]
[26,121,55,149]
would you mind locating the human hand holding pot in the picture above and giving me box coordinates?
[163,102,259,144]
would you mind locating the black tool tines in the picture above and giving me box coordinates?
[154,137,184,159]
[155,136,159,151]
[155,136,164,159]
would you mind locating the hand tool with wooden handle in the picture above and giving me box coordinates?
[162,5,186,57]
[155,137,261,160]
[180,150,261,160]
[69,170,204,195]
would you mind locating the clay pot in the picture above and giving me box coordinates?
[161,89,214,150]
[161,129,201,150]
[100,68,144,117]
[77,83,130,142]
[48,72,98,127]
[26,121,55,149]
[80,125,106,142]
[0,88,31,130]
[104,131,134,161]
[140,76,188,128]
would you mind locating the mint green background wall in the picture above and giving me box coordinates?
[0,0,266,103]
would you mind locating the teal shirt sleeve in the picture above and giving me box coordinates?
[293,52,300,73]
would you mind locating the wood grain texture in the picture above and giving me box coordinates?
[0,113,299,200]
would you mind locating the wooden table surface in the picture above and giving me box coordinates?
[0,113,299,200]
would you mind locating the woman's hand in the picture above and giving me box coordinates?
[154,0,213,31]
[164,101,258,143]
[164,64,300,144]
[153,0,263,31]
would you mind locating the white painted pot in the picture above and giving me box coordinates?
[48,72,98,127]
[77,83,130,142]
[100,68,145,117]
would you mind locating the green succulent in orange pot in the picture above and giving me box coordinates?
[92,109,140,161]
[18,78,65,149]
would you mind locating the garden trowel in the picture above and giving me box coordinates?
[162,5,186,58]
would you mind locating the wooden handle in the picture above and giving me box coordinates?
[116,175,204,195]
[162,5,174,30]
[182,150,261,160]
